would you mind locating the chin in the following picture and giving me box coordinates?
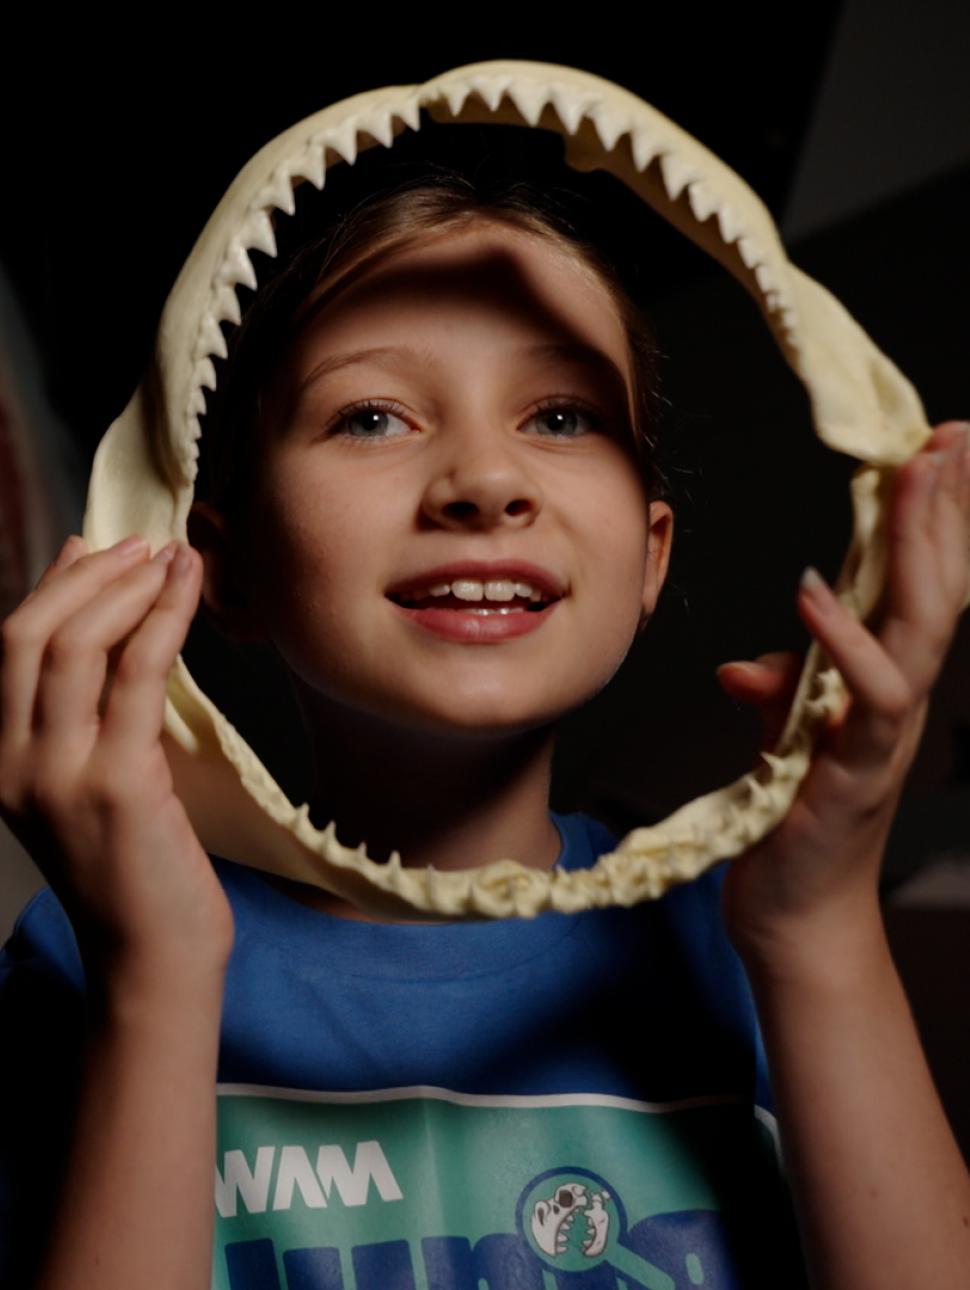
[386,695,567,741]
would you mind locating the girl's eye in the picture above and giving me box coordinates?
[327,397,602,443]
[330,400,412,442]
[526,400,602,438]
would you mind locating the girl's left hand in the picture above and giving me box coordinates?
[715,420,970,969]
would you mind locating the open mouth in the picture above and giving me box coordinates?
[388,592,555,613]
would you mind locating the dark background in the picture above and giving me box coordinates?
[1,0,969,1145]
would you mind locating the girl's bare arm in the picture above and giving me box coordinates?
[742,912,970,1289]
[34,953,229,1290]
[0,533,235,1287]
[718,421,970,1286]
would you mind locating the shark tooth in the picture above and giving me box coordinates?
[716,201,743,245]
[588,102,628,153]
[735,235,761,270]
[659,150,697,202]
[548,85,588,136]
[393,98,422,133]
[212,281,242,326]
[505,80,552,127]
[465,73,512,114]
[219,243,258,293]
[195,357,218,393]
[363,106,397,148]
[292,142,326,189]
[630,123,661,172]
[687,179,720,224]
[196,314,228,362]
[440,78,474,117]
[258,166,297,216]
[754,262,778,296]
[743,774,773,808]
[246,209,278,259]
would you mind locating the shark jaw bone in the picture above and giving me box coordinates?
[81,60,965,921]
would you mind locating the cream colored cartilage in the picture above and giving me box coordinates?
[81,60,968,921]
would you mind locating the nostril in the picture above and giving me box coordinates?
[442,501,478,520]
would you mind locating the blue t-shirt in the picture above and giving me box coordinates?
[0,810,806,1288]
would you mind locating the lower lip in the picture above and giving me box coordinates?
[388,599,562,641]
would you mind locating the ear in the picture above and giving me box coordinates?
[636,500,674,634]
[187,500,269,644]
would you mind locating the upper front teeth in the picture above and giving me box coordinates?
[426,579,546,602]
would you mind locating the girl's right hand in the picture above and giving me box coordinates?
[0,534,235,987]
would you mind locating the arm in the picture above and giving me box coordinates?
[0,534,235,1287]
[34,953,229,1290]
[741,906,970,1289]
[716,420,970,1287]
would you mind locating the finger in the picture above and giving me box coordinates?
[0,536,150,752]
[797,568,911,770]
[98,544,201,758]
[32,545,178,770]
[927,428,970,604]
[715,652,803,765]
[45,534,86,578]
[716,651,800,693]
[880,439,967,688]
[14,535,87,613]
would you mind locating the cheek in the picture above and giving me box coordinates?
[248,461,393,625]
[595,478,653,640]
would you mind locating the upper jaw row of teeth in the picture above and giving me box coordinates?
[413,579,548,602]
[187,70,796,457]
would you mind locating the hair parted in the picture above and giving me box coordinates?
[195,158,672,526]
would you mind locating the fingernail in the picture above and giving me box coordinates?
[717,661,759,675]
[152,540,178,564]
[113,534,148,555]
[799,565,827,596]
[925,451,947,489]
[55,535,80,563]
[173,545,194,576]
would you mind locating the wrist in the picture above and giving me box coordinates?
[83,945,230,1020]
[729,896,891,995]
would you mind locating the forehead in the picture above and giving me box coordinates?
[284,220,632,386]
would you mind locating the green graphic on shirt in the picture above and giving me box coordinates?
[212,1085,785,1289]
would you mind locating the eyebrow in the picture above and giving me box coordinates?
[294,341,629,401]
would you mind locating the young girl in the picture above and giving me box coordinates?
[1,137,969,1289]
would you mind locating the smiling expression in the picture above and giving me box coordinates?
[225,218,673,739]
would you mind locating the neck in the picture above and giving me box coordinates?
[272,684,563,921]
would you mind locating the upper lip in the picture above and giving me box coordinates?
[386,561,567,602]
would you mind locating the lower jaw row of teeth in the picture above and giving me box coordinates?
[431,605,531,614]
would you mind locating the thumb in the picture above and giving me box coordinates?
[716,651,803,756]
[715,651,797,696]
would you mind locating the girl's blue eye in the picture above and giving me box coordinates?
[528,401,600,437]
[332,401,411,441]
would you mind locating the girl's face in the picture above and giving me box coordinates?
[223,220,673,738]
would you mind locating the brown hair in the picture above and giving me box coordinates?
[195,165,671,526]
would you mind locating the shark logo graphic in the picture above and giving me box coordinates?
[517,1167,726,1289]
[529,1180,612,1260]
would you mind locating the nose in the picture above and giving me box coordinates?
[419,424,544,531]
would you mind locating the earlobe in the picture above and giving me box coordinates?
[638,500,674,631]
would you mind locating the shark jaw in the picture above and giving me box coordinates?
[82,59,951,921]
